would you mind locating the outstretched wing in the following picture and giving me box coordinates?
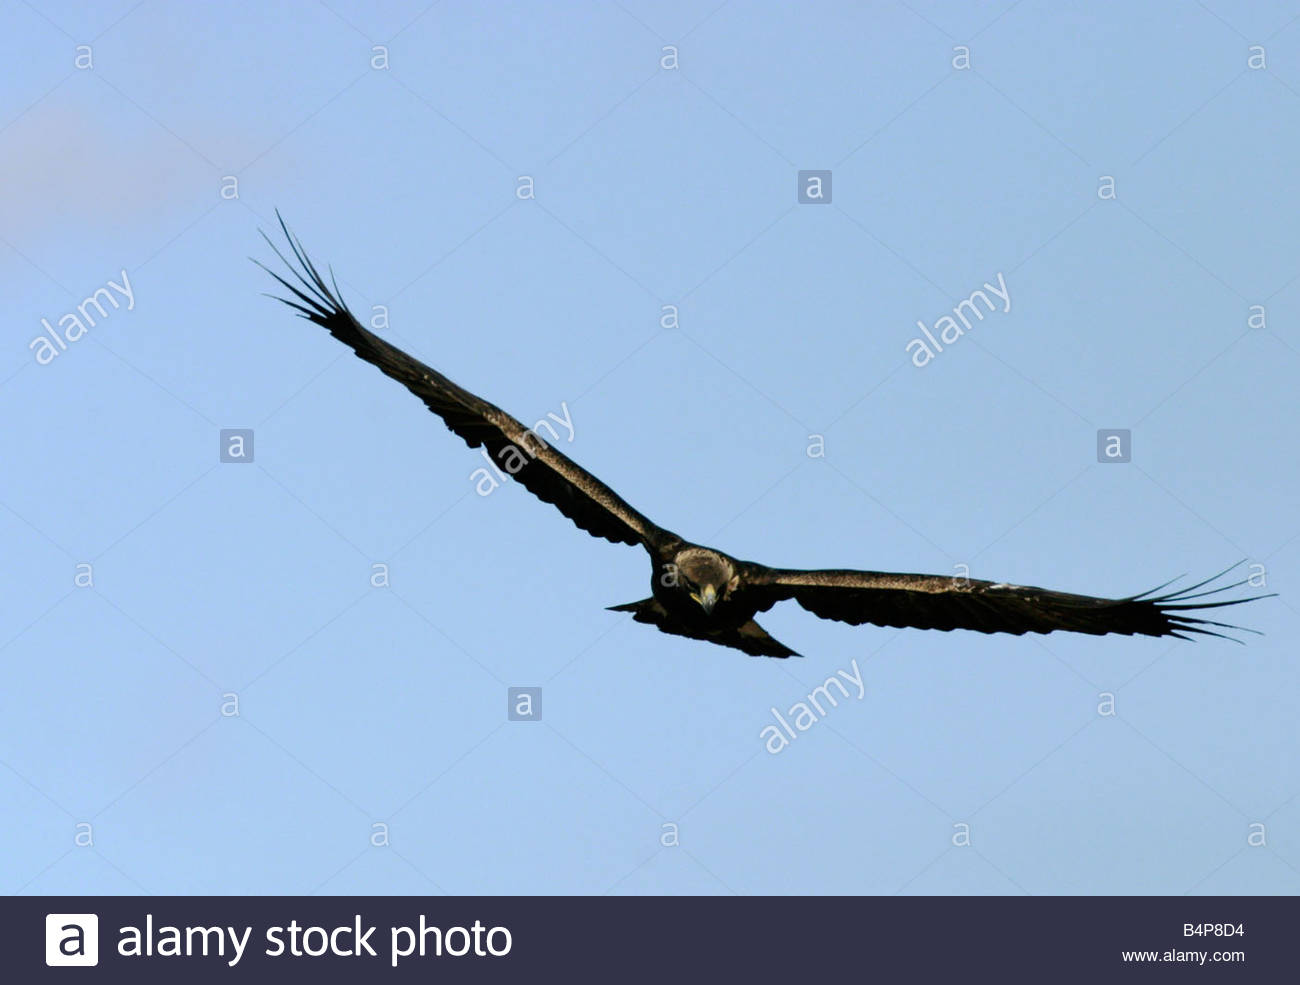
[256,214,668,550]
[741,562,1272,642]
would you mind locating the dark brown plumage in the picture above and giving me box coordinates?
[257,215,1272,658]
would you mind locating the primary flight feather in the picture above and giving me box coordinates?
[256,215,1271,658]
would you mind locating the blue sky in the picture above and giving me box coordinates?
[1,0,1298,895]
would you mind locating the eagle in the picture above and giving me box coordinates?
[256,216,1271,658]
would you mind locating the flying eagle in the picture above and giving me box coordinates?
[256,217,1271,658]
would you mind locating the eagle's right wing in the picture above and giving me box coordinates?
[257,215,670,550]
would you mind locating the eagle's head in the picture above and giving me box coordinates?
[673,548,741,615]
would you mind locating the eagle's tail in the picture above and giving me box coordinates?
[609,598,800,658]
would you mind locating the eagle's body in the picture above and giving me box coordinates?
[610,545,801,659]
[258,217,1270,658]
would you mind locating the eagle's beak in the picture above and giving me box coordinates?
[698,584,718,614]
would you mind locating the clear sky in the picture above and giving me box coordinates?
[2,0,1297,896]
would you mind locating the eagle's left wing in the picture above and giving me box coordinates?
[740,562,1270,641]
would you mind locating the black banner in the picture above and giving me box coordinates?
[10,895,1293,981]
